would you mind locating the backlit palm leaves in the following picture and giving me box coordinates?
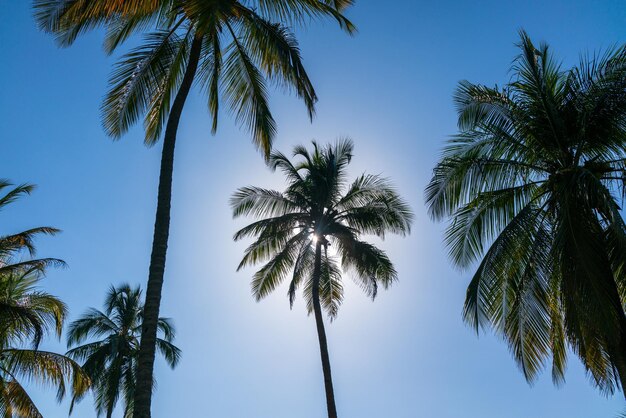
[35,3,355,416]
[66,284,180,418]
[426,31,626,396]
[34,0,355,151]
[232,139,413,417]
[0,181,89,417]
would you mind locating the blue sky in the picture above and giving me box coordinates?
[1,1,625,417]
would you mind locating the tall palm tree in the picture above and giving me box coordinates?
[426,31,626,397]
[231,139,413,417]
[0,181,90,417]
[66,284,180,418]
[34,3,355,416]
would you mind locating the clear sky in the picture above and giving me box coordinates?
[1,1,625,417]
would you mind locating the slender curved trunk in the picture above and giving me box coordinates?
[132,35,203,418]
[312,240,338,418]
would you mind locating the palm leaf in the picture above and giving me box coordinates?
[101,30,185,142]
[222,26,276,157]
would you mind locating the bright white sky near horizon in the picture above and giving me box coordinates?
[1,1,625,417]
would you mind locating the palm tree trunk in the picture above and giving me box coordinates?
[132,35,204,418]
[312,240,338,418]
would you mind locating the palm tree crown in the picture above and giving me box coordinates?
[34,0,355,153]
[66,284,180,418]
[426,31,626,396]
[34,4,355,416]
[232,139,413,316]
[0,181,90,417]
[232,139,412,418]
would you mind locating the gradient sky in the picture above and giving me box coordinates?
[1,1,625,417]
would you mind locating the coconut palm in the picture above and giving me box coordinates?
[0,181,90,417]
[34,3,354,415]
[0,182,62,341]
[426,31,626,396]
[0,274,91,418]
[66,284,180,418]
[231,139,413,417]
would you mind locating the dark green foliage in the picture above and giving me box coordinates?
[34,0,355,154]
[0,181,90,417]
[35,4,355,417]
[232,139,413,318]
[66,284,180,418]
[233,139,412,417]
[426,31,626,396]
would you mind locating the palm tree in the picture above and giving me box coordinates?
[426,31,626,397]
[0,182,62,340]
[66,284,180,418]
[34,3,355,416]
[231,139,413,417]
[0,181,90,417]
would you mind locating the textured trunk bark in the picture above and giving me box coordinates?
[312,240,338,418]
[132,35,203,418]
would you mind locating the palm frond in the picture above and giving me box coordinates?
[222,26,276,157]
[66,308,118,347]
[288,238,315,308]
[196,31,223,134]
[429,31,626,395]
[251,231,308,300]
[101,30,186,142]
[335,238,397,299]
[237,222,301,271]
[155,339,181,368]
[33,0,167,46]
[0,379,43,418]
[235,139,411,318]
[157,317,176,342]
[238,7,317,119]
[66,283,179,415]
[1,348,90,402]
[443,183,542,268]
[254,0,356,33]
[231,186,302,219]
[0,227,61,258]
[337,176,413,238]
[0,183,35,211]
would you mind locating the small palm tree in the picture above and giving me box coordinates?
[34,4,354,415]
[232,139,413,418]
[66,284,180,418]
[426,31,626,396]
[0,181,90,417]
[0,182,63,341]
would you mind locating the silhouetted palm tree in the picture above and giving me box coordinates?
[34,3,354,415]
[232,139,413,417]
[67,284,180,418]
[0,181,90,417]
[426,31,626,396]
